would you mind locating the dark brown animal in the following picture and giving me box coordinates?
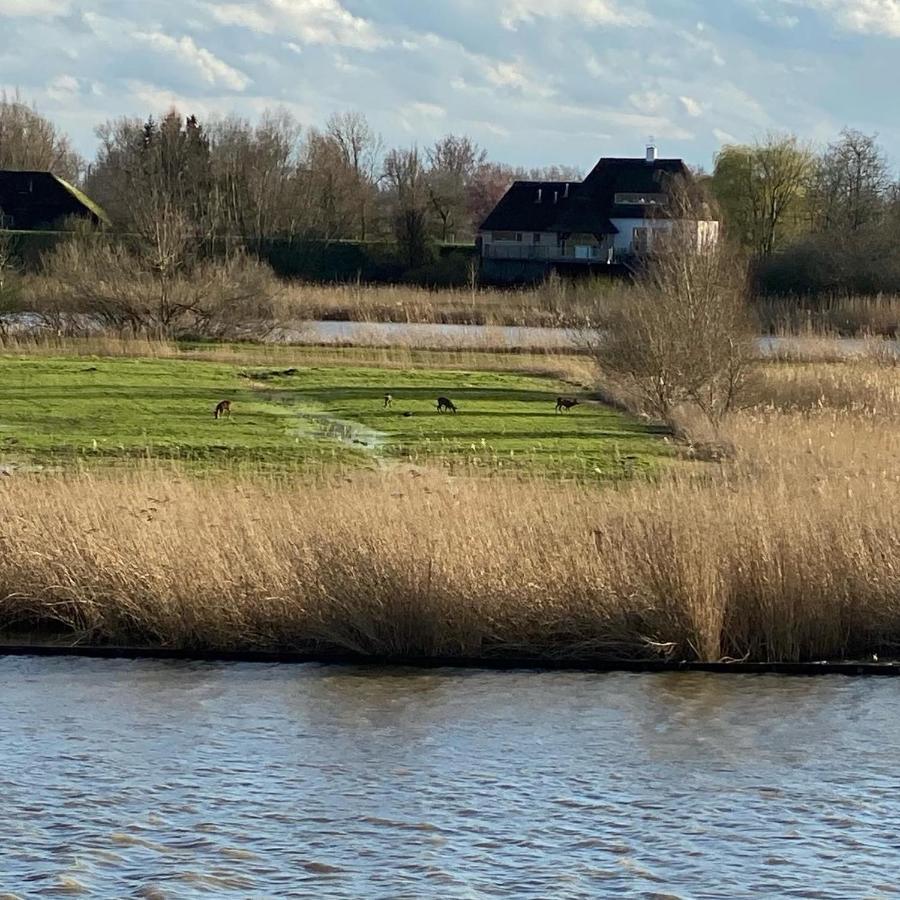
[556,397,579,412]
[214,400,232,419]
[436,396,457,413]
[384,393,393,408]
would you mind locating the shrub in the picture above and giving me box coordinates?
[31,233,286,339]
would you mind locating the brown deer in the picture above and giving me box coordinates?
[436,396,457,413]
[384,393,393,408]
[555,397,579,413]
[214,400,232,419]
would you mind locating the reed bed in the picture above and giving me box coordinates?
[278,278,614,327]
[2,407,899,664]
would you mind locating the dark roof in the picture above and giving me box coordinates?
[0,170,109,230]
[479,181,576,232]
[480,156,694,235]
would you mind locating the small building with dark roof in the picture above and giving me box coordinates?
[0,170,109,231]
[478,146,718,283]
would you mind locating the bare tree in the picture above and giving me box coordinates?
[383,147,431,267]
[326,111,381,239]
[426,134,487,242]
[592,187,753,427]
[0,91,83,182]
[808,129,891,233]
[208,110,305,245]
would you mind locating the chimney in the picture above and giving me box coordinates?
[554,190,558,204]
[536,188,542,203]
[564,182,570,198]
[646,144,657,163]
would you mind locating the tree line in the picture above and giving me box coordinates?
[3,91,900,297]
[710,130,900,295]
[0,93,579,268]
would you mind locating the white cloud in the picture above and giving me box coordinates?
[679,95,703,117]
[0,0,68,16]
[500,0,651,28]
[481,59,555,98]
[208,0,384,50]
[133,31,250,91]
[784,0,900,36]
[46,74,80,101]
[628,90,669,115]
[408,101,445,119]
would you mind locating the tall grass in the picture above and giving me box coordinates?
[278,276,621,327]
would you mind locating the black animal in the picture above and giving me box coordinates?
[214,399,232,419]
[555,397,579,413]
[436,396,457,414]
[384,393,393,408]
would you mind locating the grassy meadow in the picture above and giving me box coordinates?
[0,350,669,477]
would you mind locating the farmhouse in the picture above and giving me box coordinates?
[0,170,109,230]
[478,146,718,283]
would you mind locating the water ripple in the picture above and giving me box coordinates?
[0,659,899,897]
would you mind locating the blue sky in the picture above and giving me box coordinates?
[1,0,898,171]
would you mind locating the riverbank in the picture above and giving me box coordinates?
[2,341,900,663]
[0,437,898,664]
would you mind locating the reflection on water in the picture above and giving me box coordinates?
[2,658,900,898]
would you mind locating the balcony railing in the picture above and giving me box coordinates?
[482,243,621,263]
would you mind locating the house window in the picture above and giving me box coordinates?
[632,227,651,253]
[533,233,541,244]
[492,231,519,242]
[615,192,666,206]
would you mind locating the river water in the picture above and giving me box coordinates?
[2,658,899,898]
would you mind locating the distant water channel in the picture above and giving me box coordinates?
[3,657,900,898]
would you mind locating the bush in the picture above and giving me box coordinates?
[590,230,754,426]
[30,234,286,339]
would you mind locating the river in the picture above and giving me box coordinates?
[1,657,898,898]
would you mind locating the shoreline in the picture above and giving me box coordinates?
[1,642,897,675]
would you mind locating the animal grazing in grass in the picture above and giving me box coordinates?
[384,393,393,408]
[555,397,579,413]
[214,399,232,419]
[436,396,457,414]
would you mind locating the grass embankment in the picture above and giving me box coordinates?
[0,350,668,477]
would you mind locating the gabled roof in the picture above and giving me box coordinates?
[480,156,695,235]
[0,170,110,230]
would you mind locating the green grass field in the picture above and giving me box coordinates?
[0,354,671,477]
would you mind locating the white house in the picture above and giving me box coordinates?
[478,146,719,282]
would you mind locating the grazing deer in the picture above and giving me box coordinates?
[556,397,579,413]
[214,399,232,419]
[384,393,393,408]
[436,396,457,413]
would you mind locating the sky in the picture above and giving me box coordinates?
[1,0,898,173]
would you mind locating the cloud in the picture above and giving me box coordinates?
[133,31,250,91]
[0,0,68,16]
[499,0,651,28]
[208,0,384,50]
[679,95,703,117]
[46,74,80,101]
[785,0,900,36]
